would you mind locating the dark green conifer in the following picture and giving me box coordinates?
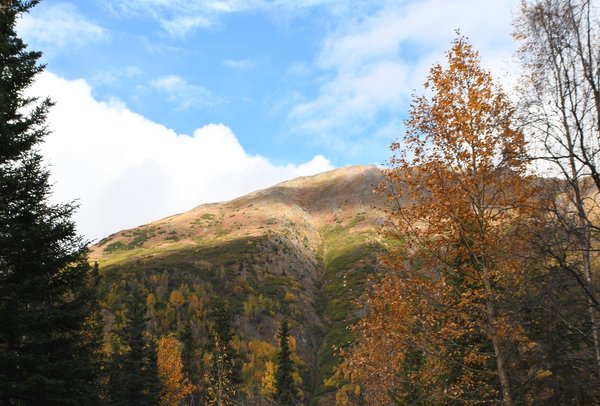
[205,299,238,405]
[275,318,298,405]
[179,318,201,403]
[0,1,101,403]
[107,284,159,405]
[76,263,106,404]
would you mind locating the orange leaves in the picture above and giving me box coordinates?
[340,273,420,404]
[157,336,195,406]
[400,37,525,181]
[343,36,534,404]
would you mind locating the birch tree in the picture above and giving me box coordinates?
[515,0,600,376]
[343,37,534,405]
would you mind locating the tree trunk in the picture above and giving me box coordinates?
[482,265,513,406]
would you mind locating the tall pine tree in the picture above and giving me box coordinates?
[205,299,238,406]
[107,284,159,405]
[0,0,100,403]
[275,318,297,406]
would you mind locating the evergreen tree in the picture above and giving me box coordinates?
[275,319,297,406]
[108,284,159,405]
[0,0,100,403]
[179,318,201,404]
[145,337,160,405]
[205,299,238,406]
[76,263,106,404]
[106,322,127,406]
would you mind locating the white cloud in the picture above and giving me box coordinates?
[102,0,345,36]
[30,72,333,240]
[91,66,143,86]
[17,3,108,55]
[161,15,212,37]
[150,75,216,110]
[222,59,256,70]
[291,0,521,147]
[292,60,409,137]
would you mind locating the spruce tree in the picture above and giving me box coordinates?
[0,0,100,403]
[275,318,297,405]
[179,318,200,403]
[205,299,238,406]
[75,263,105,404]
[107,284,159,405]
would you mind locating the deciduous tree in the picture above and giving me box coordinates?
[515,0,600,379]
[261,361,276,399]
[343,37,534,405]
[158,335,195,406]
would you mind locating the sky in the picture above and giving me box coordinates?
[17,0,522,240]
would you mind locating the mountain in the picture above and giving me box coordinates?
[91,164,388,404]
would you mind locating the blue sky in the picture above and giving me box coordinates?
[18,0,521,239]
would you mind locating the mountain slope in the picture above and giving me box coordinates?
[91,164,387,404]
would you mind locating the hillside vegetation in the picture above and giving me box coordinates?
[90,165,387,404]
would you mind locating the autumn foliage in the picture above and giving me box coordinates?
[157,336,195,406]
[342,37,537,405]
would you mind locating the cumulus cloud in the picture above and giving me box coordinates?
[30,72,333,240]
[150,75,216,110]
[17,2,108,55]
[291,0,521,147]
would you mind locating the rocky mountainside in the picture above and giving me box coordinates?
[91,164,388,404]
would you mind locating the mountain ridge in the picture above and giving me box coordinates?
[90,164,385,266]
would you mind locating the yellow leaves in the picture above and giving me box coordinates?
[284,291,296,303]
[463,349,491,367]
[169,289,185,308]
[157,336,195,406]
[334,383,362,406]
[339,272,427,403]
[260,361,276,397]
[402,37,526,183]
[247,339,275,359]
[242,339,277,397]
[288,335,298,353]
[146,292,156,307]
